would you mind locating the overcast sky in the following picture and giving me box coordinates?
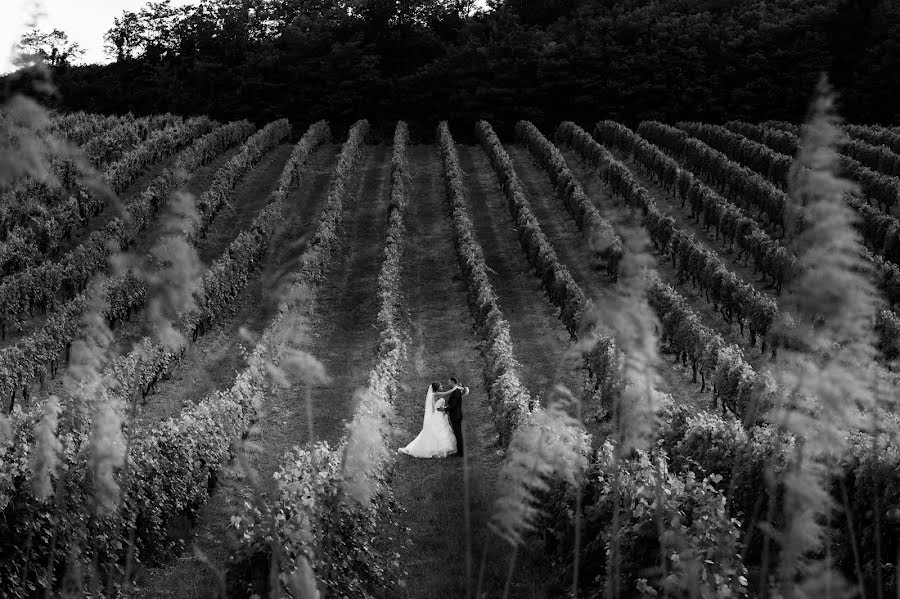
[1,0,197,72]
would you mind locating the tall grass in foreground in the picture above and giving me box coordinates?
[765,77,880,597]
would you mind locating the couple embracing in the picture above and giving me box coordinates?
[399,377,470,459]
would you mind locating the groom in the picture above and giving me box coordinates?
[434,377,469,457]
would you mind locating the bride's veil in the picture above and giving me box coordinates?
[423,386,434,428]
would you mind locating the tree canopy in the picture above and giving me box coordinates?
[14,29,84,69]
[5,0,899,134]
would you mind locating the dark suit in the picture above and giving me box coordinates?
[445,387,464,456]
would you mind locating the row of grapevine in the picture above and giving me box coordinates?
[649,280,760,416]
[557,122,768,417]
[677,121,792,185]
[676,121,791,187]
[1,114,162,227]
[637,121,789,230]
[595,120,800,294]
[559,122,778,351]
[0,119,258,341]
[3,116,204,230]
[760,120,800,136]
[844,194,900,265]
[691,120,900,212]
[293,121,368,284]
[187,120,292,242]
[476,120,627,413]
[724,120,797,155]
[444,122,535,445]
[0,117,215,281]
[0,120,263,410]
[7,113,142,203]
[720,122,900,273]
[661,123,900,358]
[81,114,181,167]
[845,123,900,155]
[0,120,341,595]
[541,436,748,596]
[504,125,749,596]
[656,397,900,591]
[230,121,405,597]
[0,116,201,276]
[107,120,330,403]
[876,307,900,360]
[843,136,900,179]
[476,121,588,335]
[514,120,624,278]
[49,111,126,138]
[52,113,135,147]
[864,246,900,308]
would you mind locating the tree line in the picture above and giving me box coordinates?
[4,0,899,137]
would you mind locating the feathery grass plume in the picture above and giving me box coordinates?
[769,75,878,594]
[64,281,115,404]
[593,227,661,450]
[266,346,329,389]
[285,554,319,599]
[60,278,123,513]
[88,392,125,512]
[342,388,390,507]
[490,394,589,548]
[0,95,54,185]
[144,189,203,350]
[0,411,10,445]
[30,394,62,501]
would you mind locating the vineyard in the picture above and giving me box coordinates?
[0,105,898,599]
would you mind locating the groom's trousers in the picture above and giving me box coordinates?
[451,418,464,456]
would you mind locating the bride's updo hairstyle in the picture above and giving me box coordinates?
[431,381,442,392]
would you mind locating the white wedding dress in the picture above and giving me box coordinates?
[399,387,457,458]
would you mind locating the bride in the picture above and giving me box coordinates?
[399,381,457,458]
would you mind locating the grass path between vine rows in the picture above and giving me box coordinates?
[383,143,555,599]
[130,142,344,598]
